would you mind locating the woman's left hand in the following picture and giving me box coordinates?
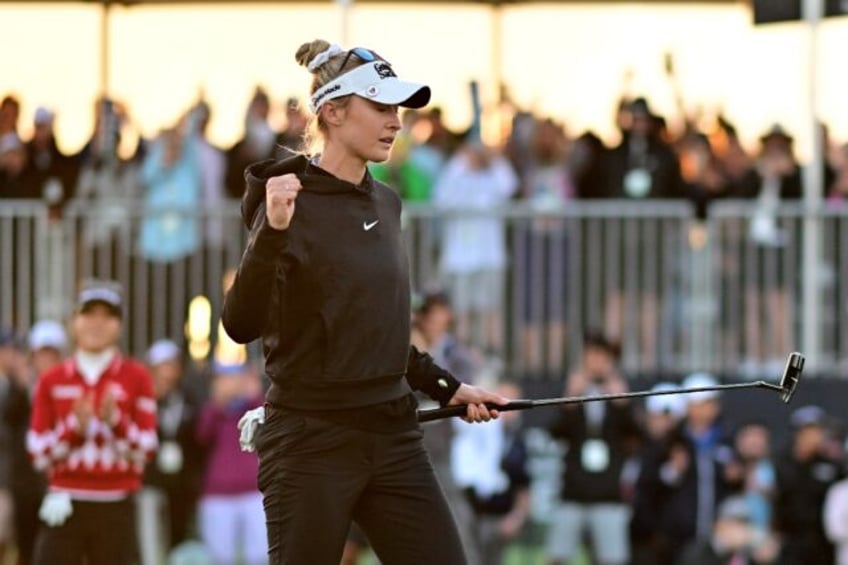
[448,383,509,423]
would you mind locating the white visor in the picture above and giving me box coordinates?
[309,60,431,113]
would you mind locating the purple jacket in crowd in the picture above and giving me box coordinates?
[196,396,263,496]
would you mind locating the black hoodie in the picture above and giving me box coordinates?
[222,154,460,412]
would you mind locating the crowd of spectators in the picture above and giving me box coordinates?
[3,87,848,369]
[1,291,847,564]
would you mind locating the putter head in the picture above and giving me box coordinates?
[779,352,805,403]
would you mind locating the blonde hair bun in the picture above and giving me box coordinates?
[295,39,332,71]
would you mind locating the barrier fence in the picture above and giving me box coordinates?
[1,198,844,378]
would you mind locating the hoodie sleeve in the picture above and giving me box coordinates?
[405,345,461,406]
[221,205,291,344]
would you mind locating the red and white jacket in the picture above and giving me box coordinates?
[27,354,158,500]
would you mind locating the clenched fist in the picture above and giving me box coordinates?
[266,174,303,230]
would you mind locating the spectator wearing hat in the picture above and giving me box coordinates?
[774,406,843,565]
[602,97,684,368]
[546,332,641,565]
[73,97,139,258]
[3,321,67,564]
[643,382,688,442]
[605,97,683,201]
[638,373,740,564]
[27,280,157,565]
[676,495,780,565]
[630,382,686,565]
[27,320,68,376]
[195,361,266,565]
[137,339,203,565]
[740,125,802,203]
[737,125,802,374]
[24,107,79,217]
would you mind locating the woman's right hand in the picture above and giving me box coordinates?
[266,173,303,230]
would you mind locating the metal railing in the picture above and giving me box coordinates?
[1,197,843,377]
[403,200,698,375]
[0,201,50,333]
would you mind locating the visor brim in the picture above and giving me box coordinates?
[358,80,431,109]
[78,300,122,318]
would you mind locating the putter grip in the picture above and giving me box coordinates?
[417,400,534,423]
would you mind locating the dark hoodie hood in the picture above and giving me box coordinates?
[241,154,375,229]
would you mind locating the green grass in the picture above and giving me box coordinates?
[356,542,590,565]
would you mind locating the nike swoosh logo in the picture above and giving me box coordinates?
[363,220,379,231]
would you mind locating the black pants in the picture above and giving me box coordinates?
[13,487,43,565]
[256,407,467,565]
[32,498,137,565]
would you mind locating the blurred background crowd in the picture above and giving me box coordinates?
[2,292,848,565]
[3,85,848,373]
[3,85,848,223]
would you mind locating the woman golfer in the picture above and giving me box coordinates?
[222,39,507,564]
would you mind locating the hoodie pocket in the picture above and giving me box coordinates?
[316,279,374,381]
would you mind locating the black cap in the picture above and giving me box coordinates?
[760,123,794,143]
[77,279,123,318]
[629,97,653,117]
[583,329,621,359]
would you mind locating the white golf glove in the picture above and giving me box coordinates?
[39,492,73,527]
[237,406,266,453]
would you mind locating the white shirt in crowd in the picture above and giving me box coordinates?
[433,152,519,274]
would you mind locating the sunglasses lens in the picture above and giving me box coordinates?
[352,47,377,62]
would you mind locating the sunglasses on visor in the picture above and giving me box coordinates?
[339,47,388,72]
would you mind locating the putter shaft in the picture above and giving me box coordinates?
[417,381,782,423]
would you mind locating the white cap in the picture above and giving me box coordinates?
[681,372,721,404]
[309,59,430,113]
[0,132,22,154]
[77,279,123,316]
[645,382,686,417]
[34,106,54,125]
[790,405,828,431]
[147,339,181,366]
[28,320,67,351]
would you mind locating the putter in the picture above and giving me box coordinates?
[417,352,805,423]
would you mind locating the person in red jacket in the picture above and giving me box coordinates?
[27,280,157,565]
